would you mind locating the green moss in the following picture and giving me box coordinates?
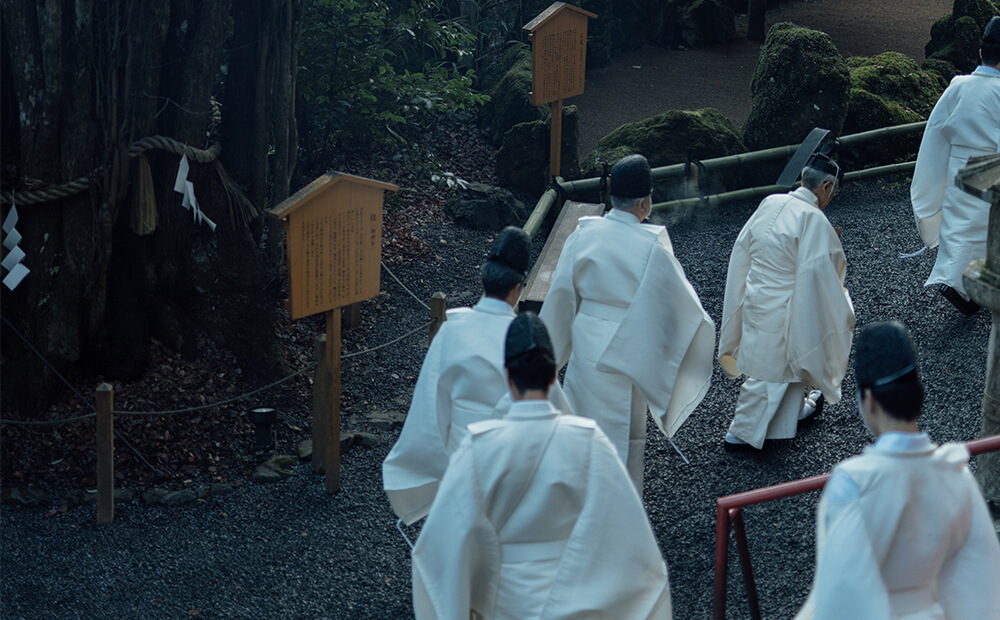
[920,58,956,89]
[926,10,991,74]
[480,45,545,146]
[846,52,943,117]
[742,22,851,150]
[581,107,745,176]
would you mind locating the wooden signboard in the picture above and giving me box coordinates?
[269,172,399,320]
[523,2,596,106]
[524,2,596,180]
[270,171,398,494]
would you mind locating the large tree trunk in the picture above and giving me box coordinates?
[224,0,305,273]
[1,0,299,415]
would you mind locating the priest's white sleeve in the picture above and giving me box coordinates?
[411,440,501,620]
[910,86,958,249]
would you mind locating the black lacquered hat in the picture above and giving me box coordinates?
[610,154,652,198]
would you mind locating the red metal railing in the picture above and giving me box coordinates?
[713,434,1000,620]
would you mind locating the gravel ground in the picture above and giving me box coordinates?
[2,174,992,619]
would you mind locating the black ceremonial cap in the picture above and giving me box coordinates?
[505,312,555,366]
[855,321,919,388]
[486,226,531,278]
[610,154,652,198]
[983,16,1000,49]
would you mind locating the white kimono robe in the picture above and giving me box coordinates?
[796,432,1000,619]
[719,187,855,448]
[382,297,569,524]
[911,65,1000,298]
[539,208,716,490]
[411,400,673,620]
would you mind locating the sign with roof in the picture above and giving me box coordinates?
[269,172,398,320]
[523,2,596,106]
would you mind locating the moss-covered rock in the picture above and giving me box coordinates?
[843,88,924,133]
[841,89,924,166]
[479,43,530,95]
[921,58,958,89]
[840,53,943,166]
[846,52,944,117]
[925,0,999,74]
[742,23,851,150]
[496,105,581,196]
[580,108,746,192]
[479,43,545,147]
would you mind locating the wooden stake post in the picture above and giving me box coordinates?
[429,292,447,344]
[270,172,398,493]
[96,383,114,524]
[524,2,596,181]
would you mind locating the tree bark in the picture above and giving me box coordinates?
[1,0,301,415]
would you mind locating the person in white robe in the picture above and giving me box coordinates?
[539,153,715,491]
[383,227,568,525]
[411,312,673,620]
[796,321,1000,619]
[910,17,1000,315]
[719,154,855,449]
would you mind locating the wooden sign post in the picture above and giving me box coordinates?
[270,172,398,493]
[524,2,596,182]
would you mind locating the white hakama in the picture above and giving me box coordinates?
[540,208,715,490]
[382,297,568,524]
[911,66,1000,298]
[719,187,855,448]
[796,432,1000,619]
[412,401,673,620]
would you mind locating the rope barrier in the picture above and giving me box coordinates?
[112,362,319,416]
[381,260,431,311]
[0,315,96,413]
[1,316,432,423]
[0,136,221,206]
[0,412,98,426]
[343,321,432,359]
[2,243,436,424]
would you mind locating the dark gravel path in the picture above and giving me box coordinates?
[2,175,991,619]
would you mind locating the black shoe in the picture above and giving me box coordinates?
[940,284,981,316]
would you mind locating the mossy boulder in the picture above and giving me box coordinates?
[843,88,925,133]
[479,43,530,94]
[840,53,944,166]
[742,23,851,151]
[581,108,746,195]
[496,105,581,196]
[841,89,924,166]
[921,58,958,89]
[479,43,545,147]
[444,182,528,231]
[846,52,944,118]
[925,0,999,74]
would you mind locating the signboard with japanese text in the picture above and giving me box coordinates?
[269,172,398,320]
[524,2,596,106]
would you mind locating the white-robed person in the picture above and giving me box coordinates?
[382,227,568,525]
[719,153,855,450]
[539,153,715,492]
[796,321,1000,619]
[910,16,1000,316]
[411,312,673,620]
